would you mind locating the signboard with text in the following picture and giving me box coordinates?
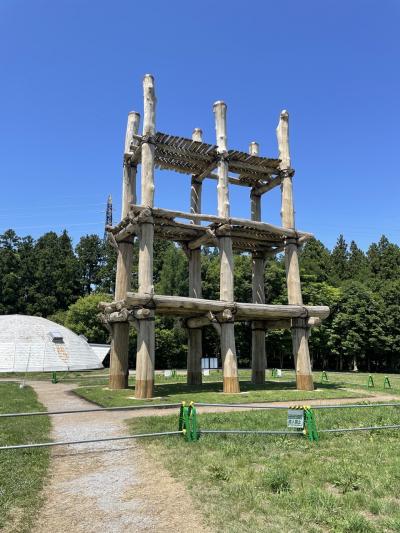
[287,409,304,429]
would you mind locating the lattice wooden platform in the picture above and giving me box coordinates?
[107,205,313,254]
[126,131,281,186]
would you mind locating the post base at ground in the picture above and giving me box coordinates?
[296,373,314,391]
[135,379,154,399]
[251,370,265,385]
[223,376,240,393]
[109,373,129,389]
[187,371,202,385]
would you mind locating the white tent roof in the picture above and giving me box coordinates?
[88,343,111,364]
[0,315,103,372]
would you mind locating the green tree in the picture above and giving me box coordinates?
[29,231,81,316]
[347,240,369,281]
[377,280,400,371]
[367,235,400,281]
[327,281,384,371]
[76,234,104,294]
[330,234,349,284]
[300,238,331,282]
[0,231,21,313]
[62,293,111,343]
[156,245,188,296]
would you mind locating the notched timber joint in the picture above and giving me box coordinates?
[279,167,295,179]
[140,134,156,145]
[107,231,120,253]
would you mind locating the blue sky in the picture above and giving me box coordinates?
[0,0,399,251]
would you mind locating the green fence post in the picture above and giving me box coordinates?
[367,375,375,388]
[384,376,391,389]
[189,402,200,441]
[304,407,319,442]
[51,372,58,384]
[183,406,192,441]
[178,402,185,433]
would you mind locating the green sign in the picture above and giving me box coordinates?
[287,409,304,429]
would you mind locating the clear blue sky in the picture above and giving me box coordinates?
[1,0,399,251]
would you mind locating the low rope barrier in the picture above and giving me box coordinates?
[1,400,399,450]
[0,431,184,451]
[0,403,182,418]
[195,401,400,410]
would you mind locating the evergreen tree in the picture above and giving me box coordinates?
[367,235,400,281]
[29,231,80,316]
[327,281,384,371]
[300,238,331,282]
[378,280,400,371]
[0,230,21,313]
[156,245,188,296]
[76,234,104,294]
[347,240,369,281]
[330,234,349,284]
[97,240,117,295]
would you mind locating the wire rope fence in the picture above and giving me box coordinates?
[1,400,400,450]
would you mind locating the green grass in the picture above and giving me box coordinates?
[0,368,110,385]
[309,371,400,395]
[0,382,51,533]
[74,378,368,408]
[127,405,400,532]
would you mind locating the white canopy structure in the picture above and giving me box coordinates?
[0,315,103,372]
[88,343,111,365]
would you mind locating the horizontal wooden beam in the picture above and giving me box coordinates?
[187,229,216,250]
[253,175,282,195]
[128,205,308,239]
[195,162,218,182]
[100,293,330,322]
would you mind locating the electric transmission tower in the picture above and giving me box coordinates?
[104,194,113,241]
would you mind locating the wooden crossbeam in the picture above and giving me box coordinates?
[100,294,330,321]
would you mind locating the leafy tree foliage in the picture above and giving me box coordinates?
[1,228,399,371]
[330,234,349,284]
[76,235,104,294]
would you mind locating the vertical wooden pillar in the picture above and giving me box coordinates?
[187,128,203,385]
[109,111,140,389]
[277,110,313,391]
[213,101,240,393]
[135,74,156,399]
[249,142,267,384]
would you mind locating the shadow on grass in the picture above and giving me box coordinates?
[145,379,344,398]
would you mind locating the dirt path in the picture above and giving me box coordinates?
[29,381,210,533]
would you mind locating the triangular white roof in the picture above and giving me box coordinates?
[88,343,111,364]
[0,315,103,372]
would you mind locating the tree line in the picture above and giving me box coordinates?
[0,228,399,372]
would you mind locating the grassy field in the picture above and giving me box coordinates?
[0,382,51,533]
[2,368,399,391]
[73,378,368,407]
[72,369,400,407]
[128,406,400,532]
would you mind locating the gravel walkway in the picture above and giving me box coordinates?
[28,381,210,533]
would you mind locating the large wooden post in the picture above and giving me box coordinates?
[249,143,266,384]
[277,110,313,391]
[135,74,156,399]
[109,111,140,389]
[213,101,240,393]
[187,128,203,385]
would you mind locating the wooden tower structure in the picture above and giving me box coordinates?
[100,74,329,398]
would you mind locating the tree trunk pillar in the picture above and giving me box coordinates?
[187,128,204,385]
[277,110,313,391]
[249,142,266,384]
[135,74,156,399]
[109,111,140,390]
[214,101,240,393]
